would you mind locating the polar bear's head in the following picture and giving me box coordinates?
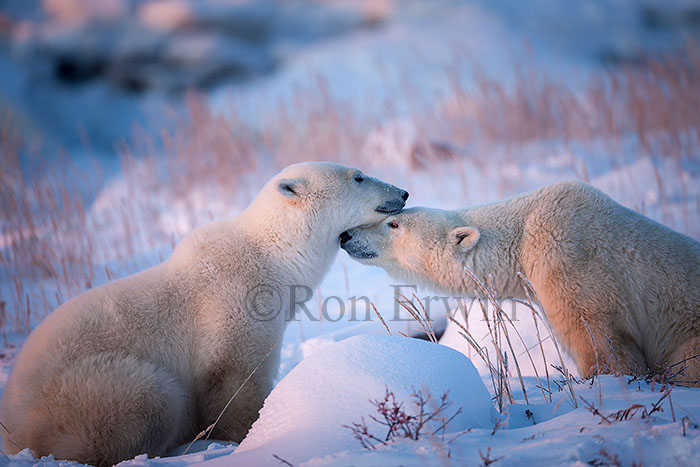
[340,207,480,289]
[260,162,409,236]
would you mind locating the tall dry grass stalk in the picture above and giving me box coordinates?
[395,292,439,344]
[517,273,578,407]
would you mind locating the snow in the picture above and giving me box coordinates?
[6,442,237,467]
[306,377,700,466]
[211,335,493,466]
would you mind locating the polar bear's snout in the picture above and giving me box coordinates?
[375,189,409,214]
[340,227,379,259]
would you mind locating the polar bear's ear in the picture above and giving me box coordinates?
[449,226,480,252]
[277,178,306,199]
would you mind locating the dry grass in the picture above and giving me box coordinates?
[438,42,700,158]
[344,386,462,449]
[478,446,504,466]
[1,119,104,334]
[395,292,439,344]
[581,385,674,427]
[2,43,700,339]
[445,270,578,412]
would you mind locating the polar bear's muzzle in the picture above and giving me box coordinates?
[339,230,379,259]
[375,190,409,214]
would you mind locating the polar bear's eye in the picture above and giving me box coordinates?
[354,175,365,183]
[388,221,399,229]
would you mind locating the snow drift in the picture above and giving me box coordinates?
[205,334,493,466]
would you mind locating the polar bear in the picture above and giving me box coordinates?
[1,162,408,466]
[340,180,700,384]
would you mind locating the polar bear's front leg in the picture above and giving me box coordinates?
[534,281,647,378]
[200,356,278,443]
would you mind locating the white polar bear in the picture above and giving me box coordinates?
[1,162,408,466]
[340,181,700,383]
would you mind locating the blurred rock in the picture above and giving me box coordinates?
[641,4,700,30]
[6,0,389,94]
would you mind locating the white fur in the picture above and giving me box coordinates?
[0,162,407,466]
[343,181,700,382]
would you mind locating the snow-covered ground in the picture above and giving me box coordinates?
[2,1,700,466]
[6,338,700,466]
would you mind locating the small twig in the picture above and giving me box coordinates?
[580,315,603,407]
[447,428,472,444]
[491,414,507,435]
[647,386,673,417]
[273,454,294,466]
[370,302,391,335]
[0,420,21,451]
[580,396,612,425]
[668,388,677,422]
[479,446,504,466]
[646,352,700,382]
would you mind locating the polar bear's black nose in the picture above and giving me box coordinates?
[401,191,409,201]
[339,231,352,245]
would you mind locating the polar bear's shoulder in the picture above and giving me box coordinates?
[536,180,608,204]
[521,180,618,226]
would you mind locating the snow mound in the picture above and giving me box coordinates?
[206,334,493,467]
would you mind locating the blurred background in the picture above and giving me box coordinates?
[1,0,700,373]
[3,1,700,157]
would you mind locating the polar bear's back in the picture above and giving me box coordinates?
[522,180,700,290]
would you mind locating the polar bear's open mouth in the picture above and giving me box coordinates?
[375,198,406,214]
[375,206,403,214]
